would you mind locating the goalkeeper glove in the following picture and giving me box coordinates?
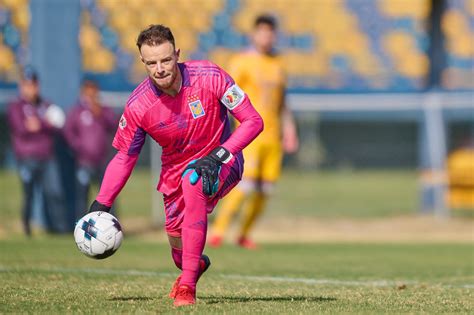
[88,200,111,213]
[182,146,233,196]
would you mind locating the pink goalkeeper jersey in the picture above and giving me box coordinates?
[112,60,260,196]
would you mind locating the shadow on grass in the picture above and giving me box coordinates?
[201,295,336,304]
[108,296,154,301]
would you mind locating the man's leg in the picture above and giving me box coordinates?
[238,188,268,248]
[42,159,69,233]
[174,160,242,306]
[17,160,38,236]
[167,235,211,299]
[209,149,258,247]
[238,142,283,248]
[179,175,209,292]
[209,186,246,246]
[75,165,92,220]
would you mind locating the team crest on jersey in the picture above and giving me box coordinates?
[221,84,244,110]
[188,95,205,119]
[119,115,127,129]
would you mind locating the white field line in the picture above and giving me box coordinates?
[0,266,473,289]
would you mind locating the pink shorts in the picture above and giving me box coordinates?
[163,157,243,237]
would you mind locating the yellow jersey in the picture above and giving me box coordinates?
[228,50,286,142]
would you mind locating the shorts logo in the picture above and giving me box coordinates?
[188,95,205,119]
[221,84,245,110]
[119,115,127,129]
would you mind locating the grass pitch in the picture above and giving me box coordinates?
[1,169,472,313]
[0,237,472,313]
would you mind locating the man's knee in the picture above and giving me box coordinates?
[181,175,205,198]
[168,234,182,249]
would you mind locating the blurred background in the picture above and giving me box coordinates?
[0,0,472,239]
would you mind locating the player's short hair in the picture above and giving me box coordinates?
[136,24,175,50]
[254,14,277,30]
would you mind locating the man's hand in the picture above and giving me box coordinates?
[88,200,111,213]
[25,116,41,132]
[182,146,233,196]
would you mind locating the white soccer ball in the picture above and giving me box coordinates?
[44,103,65,128]
[74,211,123,259]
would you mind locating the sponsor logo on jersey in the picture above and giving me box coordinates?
[221,84,245,110]
[119,115,127,129]
[188,95,205,119]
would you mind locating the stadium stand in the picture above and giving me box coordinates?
[0,0,472,92]
[441,0,474,90]
[0,0,29,85]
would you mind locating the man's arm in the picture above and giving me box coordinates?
[63,108,80,152]
[222,99,263,155]
[182,99,262,197]
[90,98,145,211]
[90,151,139,211]
[281,104,299,154]
[103,106,119,132]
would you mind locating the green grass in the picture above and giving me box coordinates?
[0,237,472,313]
[268,169,418,218]
[1,168,471,313]
[0,168,418,229]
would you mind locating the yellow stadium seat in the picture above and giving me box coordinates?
[0,44,16,72]
[80,25,102,50]
[379,0,431,19]
[442,10,469,36]
[83,47,115,72]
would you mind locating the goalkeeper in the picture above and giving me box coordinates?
[87,25,263,306]
[209,15,299,249]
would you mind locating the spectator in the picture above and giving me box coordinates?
[7,66,68,235]
[63,80,117,220]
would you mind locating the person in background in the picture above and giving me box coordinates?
[209,15,299,249]
[63,79,117,220]
[7,66,68,235]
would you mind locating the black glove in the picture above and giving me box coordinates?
[88,200,111,213]
[182,146,233,196]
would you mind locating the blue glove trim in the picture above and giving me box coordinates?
[182,160,200,185]
[211,165,221,195]
[189,171,199,185]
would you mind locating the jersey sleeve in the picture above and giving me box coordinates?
[210,63,249,114]
[96,151,139,206]
[112,102,147,156]
[207,63,264,154]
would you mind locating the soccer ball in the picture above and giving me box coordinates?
[74,211,123,259]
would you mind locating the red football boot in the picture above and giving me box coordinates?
[169,255,211,298]
[208,235,223,248]
[237,236,259,250]
[173,285,196,306]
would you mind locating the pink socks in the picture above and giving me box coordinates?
[178,176,208,290]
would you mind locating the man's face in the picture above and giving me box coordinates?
[19,80,40,103]
[140,42,180,90]
[81,83,100,106]
[253,23,276,54]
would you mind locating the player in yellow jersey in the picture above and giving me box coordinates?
[209,15,299,249]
